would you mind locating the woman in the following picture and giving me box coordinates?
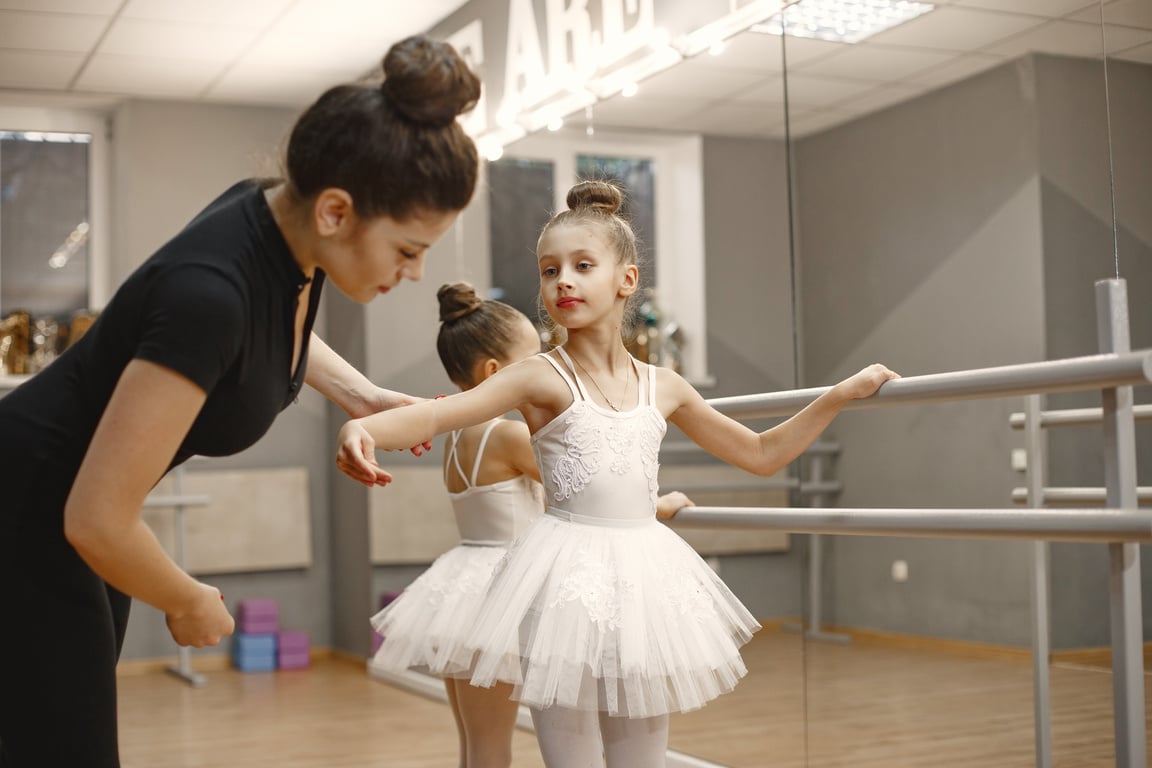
[0,35,479,767]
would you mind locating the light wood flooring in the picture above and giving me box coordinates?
[117,630,1152,767]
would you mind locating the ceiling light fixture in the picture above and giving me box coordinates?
[752,0,935,44]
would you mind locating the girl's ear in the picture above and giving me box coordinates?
[473,357,501,383]
[314,188,355,236]
[618,264,639,298]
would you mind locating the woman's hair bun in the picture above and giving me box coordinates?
[381,35,481,128]
[438,282,483,323]
[566,180,623,216]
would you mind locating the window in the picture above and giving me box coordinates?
[0,108,109,379]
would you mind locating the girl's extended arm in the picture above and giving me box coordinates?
[666,363,898,477]
[65,360,234,648]
[337,357,545,487]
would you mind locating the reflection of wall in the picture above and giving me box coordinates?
[795,54,1151,648]
[1032,55,1152,649]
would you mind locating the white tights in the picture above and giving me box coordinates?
[530,706,669,768]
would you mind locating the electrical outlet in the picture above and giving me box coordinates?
[891,560,908,582]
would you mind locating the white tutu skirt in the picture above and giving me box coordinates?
[371,543,514,679]
[467,512,761,717]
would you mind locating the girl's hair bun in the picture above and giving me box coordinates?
[438,282,483,323]
[566,180,623,216]
[380,35,481,128]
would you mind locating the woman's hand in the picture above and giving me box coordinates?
[165,583,235,648]
[657,491,695,520]
[832,363,900,401]
[364,388,433,458]
[336,420,395,488]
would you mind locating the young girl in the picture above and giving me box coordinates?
[369,282,696,768]
[339,181,898,767]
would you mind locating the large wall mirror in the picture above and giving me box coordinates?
[367,1,1150,766]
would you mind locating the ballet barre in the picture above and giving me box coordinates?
[689,279,1150,768]
[143,465,211,687]
[665,506,1152,542]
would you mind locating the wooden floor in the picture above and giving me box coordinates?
[118,630,1152,767]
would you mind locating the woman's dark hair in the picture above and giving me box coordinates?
[437,282,531,388]
[285,35,481,220]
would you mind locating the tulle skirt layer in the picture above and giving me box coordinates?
[370,543,514,679]
[467,513,760,717]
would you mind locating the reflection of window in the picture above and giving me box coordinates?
[487,158,554,325]
[488,131,709,384]
[575,154,657,290]
[0,131,91,319]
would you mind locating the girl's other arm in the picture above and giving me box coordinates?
[666,364,898,477]
[656,491,695,520]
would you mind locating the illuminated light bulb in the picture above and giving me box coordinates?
[621,82,639,98]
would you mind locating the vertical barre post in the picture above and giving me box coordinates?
[1096,278,1145,768]
[165,465,206,688]
[802,454,849,644]
[1024,394,1052,768]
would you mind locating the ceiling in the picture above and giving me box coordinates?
[0,0,1149,138]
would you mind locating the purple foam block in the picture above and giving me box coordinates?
[236,598,279,620]
[278,630,309,652]
[378,591,401,610]
[238,617,279,635]
[278,650,311,670]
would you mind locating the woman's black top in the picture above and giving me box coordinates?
[0,179,325,531]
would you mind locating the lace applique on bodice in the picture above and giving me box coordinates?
[531,348,665,521]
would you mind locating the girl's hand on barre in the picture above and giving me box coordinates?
[166,583,234,648]
[336,420,395,488]
[657,491,695,520]
[834,363,900,401]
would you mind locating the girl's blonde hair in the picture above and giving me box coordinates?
[538,180,645,339]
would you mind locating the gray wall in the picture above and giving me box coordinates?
[1032,54,1152,648]
[794,58,1048,646]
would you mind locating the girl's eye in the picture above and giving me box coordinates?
[400,250,418,260]
[578,262,593,270]
[542,266,557,277]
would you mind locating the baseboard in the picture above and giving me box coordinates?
[1051,643,1152,669]
[819,625,1034,661]
[116,646,335,676]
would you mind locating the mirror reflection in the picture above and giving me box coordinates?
[361,1,1150,766]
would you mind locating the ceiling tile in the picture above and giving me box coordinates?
[799,44,957,82]
[904,52,1008,87]
[985,19,1152,57]
[1069,0,1152,29]
[834,83,926,115]
[99,18,260,61]
[120,0,294,28]
[786,108,855,138]
[0,10,107,52]
[868,6,1046,50]
[1114,41,1152,63]
[948,0,1097,16]
[74,53,225,97]
[782,74,875,108]
[634,57,774,100]
[0,49,83,88]
[207,59,358,107]
[0,1,120,12]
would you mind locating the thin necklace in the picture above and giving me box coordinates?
[569,351,629,412]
